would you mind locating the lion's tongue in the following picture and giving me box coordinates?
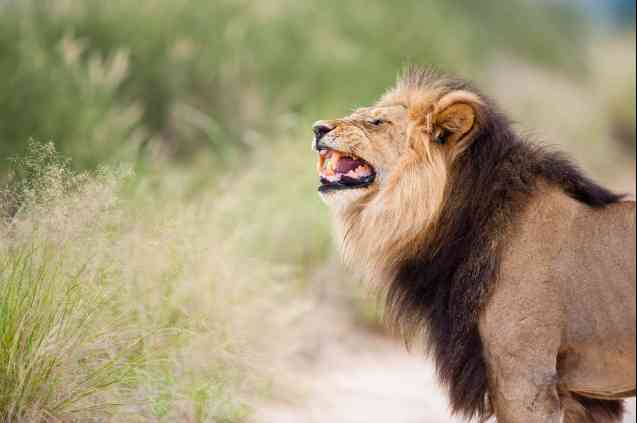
[334,156,363,174]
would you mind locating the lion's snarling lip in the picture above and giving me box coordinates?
[316,147,375,192]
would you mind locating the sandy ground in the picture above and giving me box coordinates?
[253,329,464,423]
[253,328,635,423]
[251,271,636,423]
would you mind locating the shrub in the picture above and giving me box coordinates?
[0,246,145,422]
[0,0,586,175]
[0,139,320,421]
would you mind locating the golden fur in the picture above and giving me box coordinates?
[314,68,635,422]
[318,69,480,284]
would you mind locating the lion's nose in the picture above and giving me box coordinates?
[312,121,335,143]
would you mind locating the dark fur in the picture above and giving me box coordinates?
[559,387,627,422]
[385,74,625,421]
[573,393,626,421]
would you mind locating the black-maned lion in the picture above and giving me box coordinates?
[312,68,636,423]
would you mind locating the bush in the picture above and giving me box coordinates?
[0,247,145,422]
[0,0,586,176]
[0,138,322,421]
[0,10,142,173]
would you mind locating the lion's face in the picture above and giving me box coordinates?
[312,104,410,209]
[313,73,482,278]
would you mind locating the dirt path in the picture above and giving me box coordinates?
[252,257,635,423]
[254,329,463,423]
[253,318,635,423]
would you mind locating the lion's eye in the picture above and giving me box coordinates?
[368,118,385,126]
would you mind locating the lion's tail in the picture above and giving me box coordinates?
[559,389,625,423]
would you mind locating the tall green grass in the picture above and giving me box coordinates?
[0,246,144,422]
[0,138,327,421]
[0,145,148,421]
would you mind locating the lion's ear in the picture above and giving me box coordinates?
[432,91,481,148]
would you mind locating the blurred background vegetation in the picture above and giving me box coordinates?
[2,0,633,173]
[0,0,634,422]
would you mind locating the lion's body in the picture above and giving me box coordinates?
[482,187,635,422]
[313,68,636,422]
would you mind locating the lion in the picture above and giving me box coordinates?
[312,68,636,423]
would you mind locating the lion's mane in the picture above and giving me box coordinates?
[381,69,624,421]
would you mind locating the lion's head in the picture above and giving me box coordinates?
[313,69,484,281]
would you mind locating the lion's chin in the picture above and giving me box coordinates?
[319,185,372,212]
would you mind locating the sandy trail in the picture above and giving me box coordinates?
[253,256,635,423]
[254,332,635,423]
[254,315,635,423]
[254,329,463,423]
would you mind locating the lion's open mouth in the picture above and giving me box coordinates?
[317,148,375,192]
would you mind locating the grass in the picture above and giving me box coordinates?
[0,138,327,421]
[0,246,143,422]
[0,146,147,421]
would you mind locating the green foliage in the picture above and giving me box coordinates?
[0,7,141,172]
[0,0,586,175]
[0,139,313,422]
[0,246,141,422]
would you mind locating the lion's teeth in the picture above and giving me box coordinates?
[344,165,372,179]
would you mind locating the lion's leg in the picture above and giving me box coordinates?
[480,281,564,422]
[487,361,562,423]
